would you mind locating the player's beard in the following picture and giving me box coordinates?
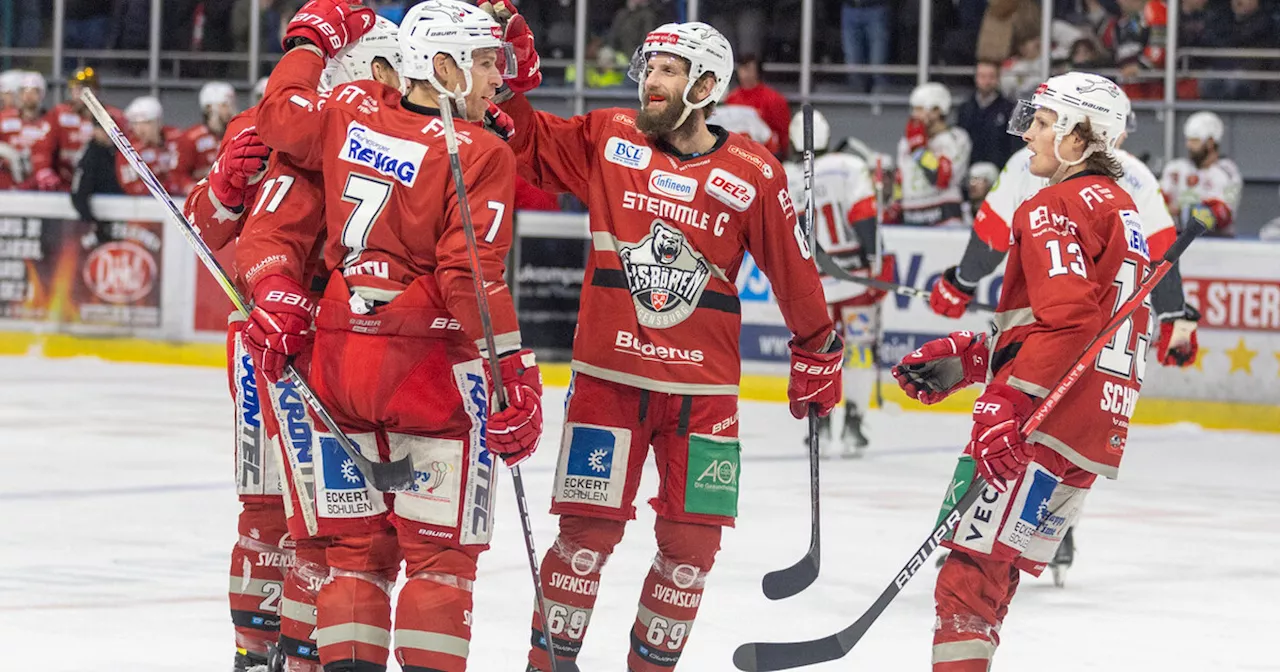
[1190,144,1210,168]
[636,92,689,138]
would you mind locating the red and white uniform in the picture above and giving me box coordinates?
[501,90,833,672]
[0,108,49,189]
[30,101,123,190]
[1159,156,1242,237]
[934,173,1155,670]
[183,111,258,252]
[256,48,517,672]
[895,126,971,226]
[115,126,181,196]
[170,122,223,195]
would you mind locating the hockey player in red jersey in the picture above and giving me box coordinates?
[893,72,1153,671]
[115,96,181,196]
[252,2,541,671]
[29,67,122,192]
[170,81,240,195]
[0,71,50,189]
[485,7,842,670]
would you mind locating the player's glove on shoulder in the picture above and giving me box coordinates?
[892,330,988,405]
[967,383,1036,493]
[929,266,976,318]
[483,101,515,141]
[209,127,270,213]
[284,0,376,57]
[787,333,844,419]
[243,274,314,382]
[487,349,543,467]
[1156,304,1200,368]
[482,1,542,99]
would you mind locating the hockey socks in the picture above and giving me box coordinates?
[527,517,623,671]
[627,519,721,672]
[279,539,327,672]
[393,546,481,672]
[229,501,289,658]
[315,532,399,671]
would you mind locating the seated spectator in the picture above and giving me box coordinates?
[840,0,891,93]
[723,55,791,158]
[1000,36,1042,99]
[956,61,1019,169]
[565,36,627,89]
[1068,36,1111,69]
[1199,0,1276,100]
[1102,0,1167,99]
[976,0,1041,64]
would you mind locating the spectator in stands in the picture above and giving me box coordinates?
[108,0,151,75]
[1178,0,1211,48]
[1000,35,1042,98]
[9,1,43,51]
[70,128,121,240]
[1101,0,1169,99]
[724,54,791,158]
[1068,36,1110,69]
[66,1,112,51]
[976,0,1041,64]
[956,61,1018,169]
[705,0,767,63]
[1199,0,1276,100]
[233,0,299,55]
[565,35,627,89]
[605,0,659,66]
[840,0,891,93]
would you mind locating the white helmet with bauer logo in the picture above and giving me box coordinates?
[628,22,733,129]
[321,15,402,92]
[1007,71,1129,167]
[789,109,831,152]
[398,0,516,103]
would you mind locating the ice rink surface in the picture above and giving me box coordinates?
[1,357,1276,671]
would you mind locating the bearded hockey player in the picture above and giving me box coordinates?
[890,82,971,227]
[784,109,889,457]
[170,81,240,194]
[1161,111,1242,239]
[895,72,1154,671]
[254,2,541,671]
[487,6,842,670]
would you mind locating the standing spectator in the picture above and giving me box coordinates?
[840,0,891,93]
[8,0,43,51]
[723,54,791,158]
[605,0,660,65]
[1198,0,1276,100]
[957,61,1019,169]
[233,0,299,56]
[705,0,766,61]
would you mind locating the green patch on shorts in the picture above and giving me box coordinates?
[685,434,741,518]
[936,455,976,536]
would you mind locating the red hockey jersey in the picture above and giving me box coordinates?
[30,101,124,190]
[501,93,832,395]
[234,153,327,296]
[114,126,181,196]
[183,110,259,255]
[170,122,223,195]
[255,48,519,352]
[991,172,1154,479]
[0,108,50,189]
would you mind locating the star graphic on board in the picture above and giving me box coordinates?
[1191,346,1207,371]
[1224,337,1257,375]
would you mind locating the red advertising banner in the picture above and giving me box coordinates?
[1182,276,1280,332]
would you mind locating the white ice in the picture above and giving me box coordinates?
[1,357,1275,671]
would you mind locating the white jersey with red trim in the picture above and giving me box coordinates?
[895,126,970,226]
[1159,157,1242,230]
[974,147,1176,258]
[785,151,879,304]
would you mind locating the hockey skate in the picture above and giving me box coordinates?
[840,404,869,458]
[1049,526,1075,587]
[232,649,272,672]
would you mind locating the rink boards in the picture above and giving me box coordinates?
[0,195,1276,432]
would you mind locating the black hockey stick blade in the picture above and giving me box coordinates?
[735,479,987,671]
[761,407,821,600]
[813,246,997,313]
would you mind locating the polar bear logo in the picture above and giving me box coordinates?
[650,221,683,265]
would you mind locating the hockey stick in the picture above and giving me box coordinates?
[437,100,572,672]
[734,219,1207,671]
[871,157,885,409]
[761,104,821,601]
[814,246,998,314]
[79,89,415,492]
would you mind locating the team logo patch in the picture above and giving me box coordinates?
[705,168,756,212]
[605,136,652,170]
[619,220,712,328]
[339,121,426,187]
[648,170,698,202]
[1004,468,1058,551]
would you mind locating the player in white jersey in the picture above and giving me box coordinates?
[784,110,890,456]
[1160,111,1243,239]
[889,82,971,227]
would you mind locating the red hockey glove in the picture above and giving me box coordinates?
[967,383,1036,493]
[209,127,270,212]
[787,334,844,419]
[487,349,543,467]
[483,101,515,141]
[482,2,542,95]
[892,331,988,405]
[284,0,376,57]
[905,118,928,153]
[929,266,976,318]
[243,274,314,382]
[35,167,62,191]
[1156,305,1200,368]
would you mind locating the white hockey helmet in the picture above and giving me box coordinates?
[1183,111,1224,143]
[198,81,236,111]
[628,22,734,128]
[125,95,163,123]
[969,162,1000,185]
[17,71,45,97]
[250,76,269,106]
[0,69,22,96]
[398,0,515,102]
[321,16,401,92]
[1007,71,1129,167]
[789,108,831,152]
[909,82,951,115]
